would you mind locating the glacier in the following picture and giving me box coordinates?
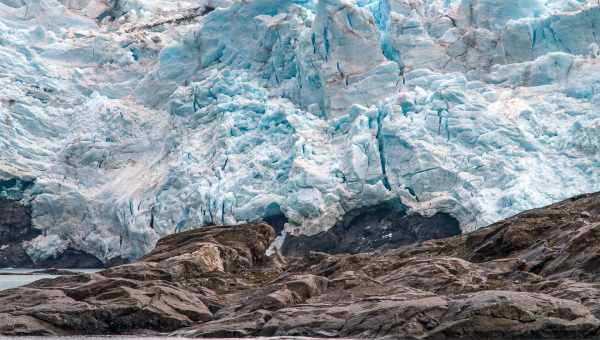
[1,0,600,264]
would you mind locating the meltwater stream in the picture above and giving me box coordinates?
[0,269,102,290]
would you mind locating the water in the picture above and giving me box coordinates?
[0,268,102,290]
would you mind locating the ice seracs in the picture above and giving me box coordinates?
[1,0,600,265]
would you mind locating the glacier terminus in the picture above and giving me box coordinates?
[1,0,600,265]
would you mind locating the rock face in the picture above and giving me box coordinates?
[0,199,36,245]
[3,192,600,338]
[0,198,38,268]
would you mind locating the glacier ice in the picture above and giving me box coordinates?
[1,0,600,263]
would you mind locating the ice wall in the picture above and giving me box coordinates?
[1,0,600,263]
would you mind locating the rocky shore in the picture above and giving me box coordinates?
[2,192,600,338]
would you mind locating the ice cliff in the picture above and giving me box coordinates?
[1,0,600,264]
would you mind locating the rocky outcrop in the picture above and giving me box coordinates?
[3,193,600,338]
[0,198,38,268]
[0,198,37,246]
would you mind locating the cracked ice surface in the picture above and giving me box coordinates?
[1,0,600,263]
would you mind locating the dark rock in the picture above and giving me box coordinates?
[282,199,461,256]
[0,198,38,247]
[34,248,105,269]
[0,243,34,268]
[0,198,39,268]
[261,202,288,235]
[5,194,600,338]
